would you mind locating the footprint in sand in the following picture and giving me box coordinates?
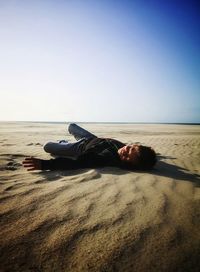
[27,143,42,146]
[2,144,15,146]
[5,160,21,171]
[4,183,24,191]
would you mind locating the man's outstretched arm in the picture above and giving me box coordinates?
[22,157,84,171]
[22,152,116,171]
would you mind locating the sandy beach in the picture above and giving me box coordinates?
[0,122,200,272]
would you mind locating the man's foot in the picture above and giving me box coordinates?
[59,140,68,144]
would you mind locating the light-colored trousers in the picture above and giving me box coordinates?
[43,123,97,158]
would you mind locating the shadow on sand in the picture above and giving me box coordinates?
[152,156,200,185]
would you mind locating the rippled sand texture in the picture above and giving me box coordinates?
[0,122,200,272]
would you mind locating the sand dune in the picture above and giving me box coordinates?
[0,122,200,271]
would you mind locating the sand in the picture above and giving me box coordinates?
[0,122,200,272]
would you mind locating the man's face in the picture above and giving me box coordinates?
[118,144,141,164]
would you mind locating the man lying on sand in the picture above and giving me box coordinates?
[23,123,157,171]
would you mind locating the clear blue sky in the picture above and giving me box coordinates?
[0,0,199,123]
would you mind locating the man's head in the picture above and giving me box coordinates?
[118,144,157,170]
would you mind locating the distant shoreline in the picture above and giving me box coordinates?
[0,121,200,125]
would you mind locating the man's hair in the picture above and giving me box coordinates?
[125,145,157,171]
[137,145,157,170]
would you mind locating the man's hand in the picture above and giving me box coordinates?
[22,157,42,171]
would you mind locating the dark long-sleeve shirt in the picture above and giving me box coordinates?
[41,138,126,170]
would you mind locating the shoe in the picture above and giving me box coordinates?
[59,140,68,144]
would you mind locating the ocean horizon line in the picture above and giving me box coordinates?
[0,121,200,125]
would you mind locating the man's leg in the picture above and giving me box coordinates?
[43,138,86,158]
[68,123,97,141]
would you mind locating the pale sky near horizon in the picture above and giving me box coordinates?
[0,0,199,123]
